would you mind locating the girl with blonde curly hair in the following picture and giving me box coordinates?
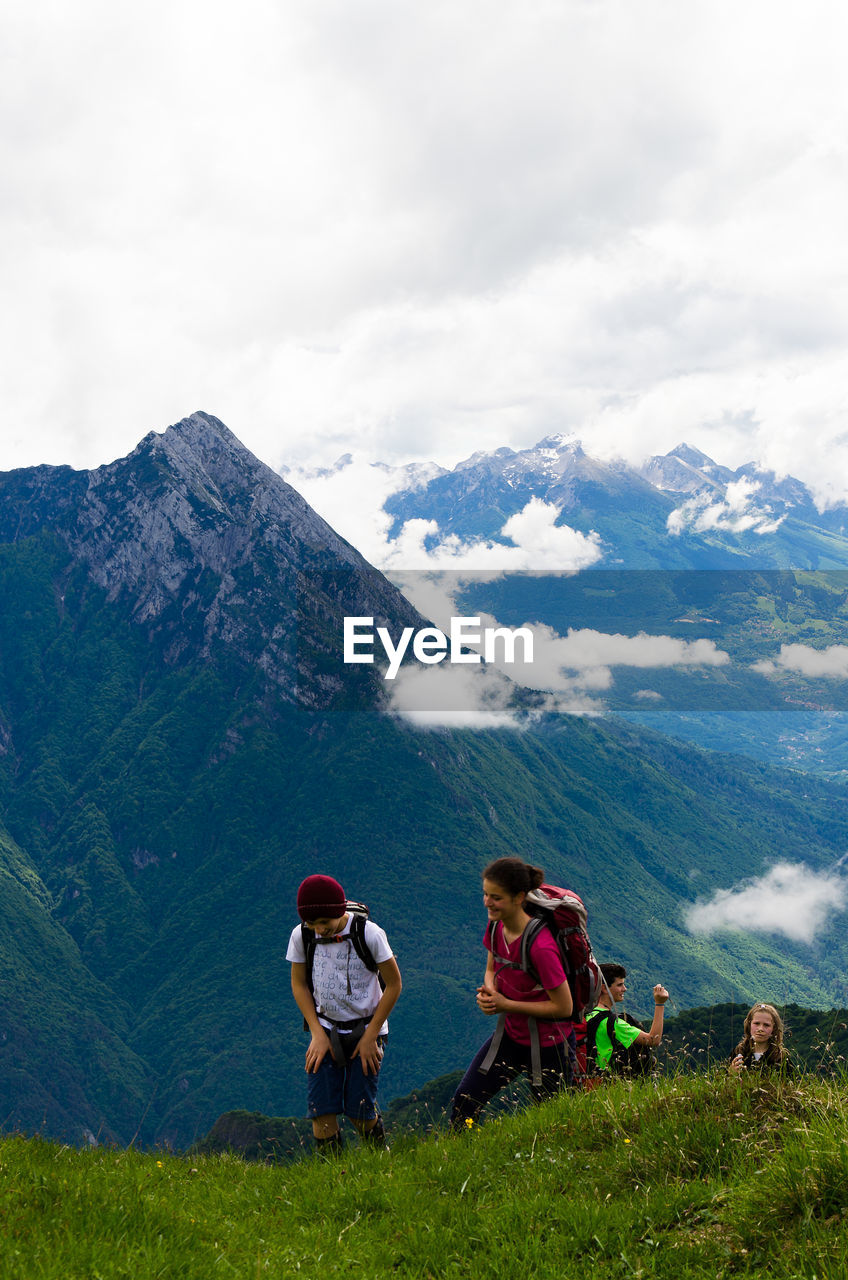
[730,1002,793,1074]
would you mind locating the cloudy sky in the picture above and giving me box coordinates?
[3,1,848,507]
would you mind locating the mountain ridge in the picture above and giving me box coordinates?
[369,433,848,568]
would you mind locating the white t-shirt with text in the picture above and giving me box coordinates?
[286,915,393,1035]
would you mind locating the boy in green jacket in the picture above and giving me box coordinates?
[587,962,668,1076]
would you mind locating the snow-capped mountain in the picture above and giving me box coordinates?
[377,435,848,569]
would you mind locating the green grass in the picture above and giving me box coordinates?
[3,1072,848,1278]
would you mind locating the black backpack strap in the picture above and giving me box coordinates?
[478,1013,507,1077]
[327,1017,370,1066]
[615,1012,652,1077]
[349,913,385,990]
[300,913,384,1032]
[302,911,378,983]
[301,922,317,991]
[349,913,378,973]
[518,917,545,988]
[300,922,317,1032]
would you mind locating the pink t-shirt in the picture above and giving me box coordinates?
[485,921,571,1046]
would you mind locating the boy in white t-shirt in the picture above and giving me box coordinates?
[286,874,402,1153]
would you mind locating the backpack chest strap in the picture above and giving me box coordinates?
[478,1013,545,1087]
[487,920,544,989]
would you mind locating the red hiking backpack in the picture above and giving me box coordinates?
[519,884,603,1020]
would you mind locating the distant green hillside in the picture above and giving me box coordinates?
[455,568,848,775]
[459,568,848,707]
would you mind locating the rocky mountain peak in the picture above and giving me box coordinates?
[136,412,306,520]
[638,443,822,519]
[638,443,734,496]
[454,445,517,473]
[148,408,244,459]
[535,433,584,456]
[667,443,716,469]
[0,412,421,702]
[80,411,358,582]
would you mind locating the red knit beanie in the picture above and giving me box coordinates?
[296,874,346,921]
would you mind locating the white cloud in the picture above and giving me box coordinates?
[282,456,406,568]
[387,663,523,731]
[537,628,729,674]
[501,624,729,701]
[667,477,785,536]
[284,461,606,572]
[753,643,848,679]
[684,861,848,944]
[379,499,604,573]
[387,647,608,729]
[381,566,731,727]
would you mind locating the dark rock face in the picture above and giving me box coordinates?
[0,411,421,702]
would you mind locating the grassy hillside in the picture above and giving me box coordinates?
[2,1072,847,1278]
[192,1001,848,1166]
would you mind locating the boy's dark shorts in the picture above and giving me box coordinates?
[307,1036,386,1121]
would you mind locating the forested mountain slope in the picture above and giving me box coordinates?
[1,414,846,1147]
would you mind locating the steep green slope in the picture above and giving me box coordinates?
[3,531,848,1144]
[0,814,153,1143]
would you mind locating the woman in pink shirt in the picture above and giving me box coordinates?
[450,857,574,1128]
